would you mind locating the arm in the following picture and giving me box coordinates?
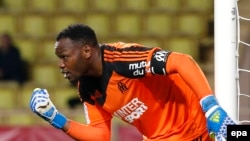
[63,120,111,141]
[166,52,213,99]
[166,52,236,141]
[64,102,112,141]
[30,88,112,141]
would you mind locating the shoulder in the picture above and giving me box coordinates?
[10,46,20,54]
[102,42,152,51]
[101,42,157,58]
[104,42,142,48]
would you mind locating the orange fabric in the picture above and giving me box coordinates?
[65,43,213,140]
[66,102,112,141]
[200,129,215,141]
[103,42,151,62]
[66,120,110,141]
[167,52,213,99]
[102,72,210,140]
[143,129,214,141]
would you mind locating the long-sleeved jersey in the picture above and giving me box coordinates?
[66,42,214,141]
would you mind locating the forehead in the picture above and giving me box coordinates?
[55,38,75,49]
[55,38,77,53]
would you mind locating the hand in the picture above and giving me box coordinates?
[200,95,236,141]
[29,88,67,129]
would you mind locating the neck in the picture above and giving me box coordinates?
[88,47,103,77]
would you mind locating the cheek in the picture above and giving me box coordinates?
[70,57,86,74]
[77,60,86,73]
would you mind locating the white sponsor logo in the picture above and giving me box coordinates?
[129,61,150,70]
[154,51,167,62]
[129,61,151,76]
[114,98,148,123]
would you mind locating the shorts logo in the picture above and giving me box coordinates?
[114,98,148,123]
[118,81,128,93]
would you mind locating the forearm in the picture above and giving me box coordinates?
[64,120,111,141]
[29,88,110,141]
[166,52,213,99]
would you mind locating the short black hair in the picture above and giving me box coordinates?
[56,24,98,47]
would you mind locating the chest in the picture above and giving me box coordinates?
[102,74,140,113]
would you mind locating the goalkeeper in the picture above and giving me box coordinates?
[29,24,236,141]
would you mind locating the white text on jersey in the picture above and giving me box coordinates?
[114,98,148,123]
[129,61,151,76]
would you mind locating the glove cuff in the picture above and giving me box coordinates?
[200,95,218,113]
[50,112,67,129]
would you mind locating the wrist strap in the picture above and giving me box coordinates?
[200,95,218,113]
[205,105,219,118]
[50,112,67,129]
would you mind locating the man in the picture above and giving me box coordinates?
[30,24,236,141]
[0,33,28,85]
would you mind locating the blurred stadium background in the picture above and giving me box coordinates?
[0,0,249,141]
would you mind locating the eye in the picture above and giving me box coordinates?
[63,56,70,61]
[59,55,67,59]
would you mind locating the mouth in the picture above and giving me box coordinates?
[61,69,70,79]
[63,72,69,78]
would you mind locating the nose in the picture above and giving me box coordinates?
[58,59,65,69]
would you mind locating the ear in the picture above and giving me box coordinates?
[82,45,92,59]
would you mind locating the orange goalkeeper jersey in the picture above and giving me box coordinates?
[66,42,213,141]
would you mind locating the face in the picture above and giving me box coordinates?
[55,38,89,82]
[0,35,11,48]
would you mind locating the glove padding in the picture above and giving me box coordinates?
[29,88,67,129]
[200,95,236,141]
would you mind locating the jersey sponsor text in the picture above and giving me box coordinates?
[129,61,151,76]
[114,98,148,123]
